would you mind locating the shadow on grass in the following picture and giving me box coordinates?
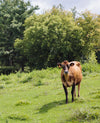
[38,99,66,114]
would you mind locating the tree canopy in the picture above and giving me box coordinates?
[15,7,100,69]
[0,0,39,73]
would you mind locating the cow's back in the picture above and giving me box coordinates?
[70,61,82,71]
[68,64,82,84]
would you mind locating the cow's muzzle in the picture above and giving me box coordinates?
[64,70,68,74]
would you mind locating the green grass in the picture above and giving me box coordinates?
[0,65,100,123]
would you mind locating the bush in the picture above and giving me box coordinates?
[82,63,95,72]
[88,51,97,64]
[18,73,32,83]
[34,80,44,86]
[8,113,29,120]
[72,108,99,121]
[0,84,5,89]
[82,63,100,73]
[15,100,31,106]
[82,51,100,73]
[0,66,15,75]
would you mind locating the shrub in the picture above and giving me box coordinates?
[82,63,100,73]
[0,84,5,89]
[0,75,9,81]
[0,66,15,75]
[5,81,12,84]
[8,113,29,120]
[88,51,97,64]
[15,100,31,106]
[19,74,32,83]
[34,80,44,86]
[74,97,86,103]
[82,63,94,72]
[72,108,99,121]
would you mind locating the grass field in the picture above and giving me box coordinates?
[0,64,100,123]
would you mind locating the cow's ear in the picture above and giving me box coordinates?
[70,62,74,66]
[76,62,80,66]
[57,63,61,68]
[64,60,69,65]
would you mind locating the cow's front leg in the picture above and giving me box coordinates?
[71,83,75,102]
[63,84,68,104]
[74,86,76,97]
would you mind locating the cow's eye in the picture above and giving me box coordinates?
[62,65,65,70]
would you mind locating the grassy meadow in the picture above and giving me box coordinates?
[0,64,100,123]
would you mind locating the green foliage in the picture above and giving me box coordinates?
[0,66,15,74]
[8,113,29,120]
[82,62,100,73]
[96,50,100,63]
[0,1,100,72]
[76,11,100,59]
[72,108,99,121]
[15,7,100,70]
[74,97,86,103]
[15,7,84,69]
[15,100,31,106]
[82,63,96,73]
[0,84,5,89]
[19,75,32,83]
[88,51,97,64]
[82,52,100,74]
[34,80,44,86]
[0,0,39,73]
[0,2,100,71]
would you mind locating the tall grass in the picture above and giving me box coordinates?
[72,108,99,121]
[8,113,29,120]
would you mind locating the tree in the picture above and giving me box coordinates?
[71,6,78,20]
[76,11,100,61]
[15,7,84,69]
[96,15,100,63]
[15,8,100,70]
[0,0,39,73]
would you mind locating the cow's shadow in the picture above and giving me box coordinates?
[38,99,67,114]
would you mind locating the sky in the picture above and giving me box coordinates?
[29,0,100,15]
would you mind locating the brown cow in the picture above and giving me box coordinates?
[57,60,82,103]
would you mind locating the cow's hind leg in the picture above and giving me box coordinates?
[71,83,75,102]
[63,84,68,104]
[78,83,80,97]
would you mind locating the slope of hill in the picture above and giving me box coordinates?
[0,66,100,123]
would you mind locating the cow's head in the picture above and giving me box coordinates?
[57,60,74,74]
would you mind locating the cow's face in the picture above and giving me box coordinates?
[57,60,74,75]
[57,60,69,74]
